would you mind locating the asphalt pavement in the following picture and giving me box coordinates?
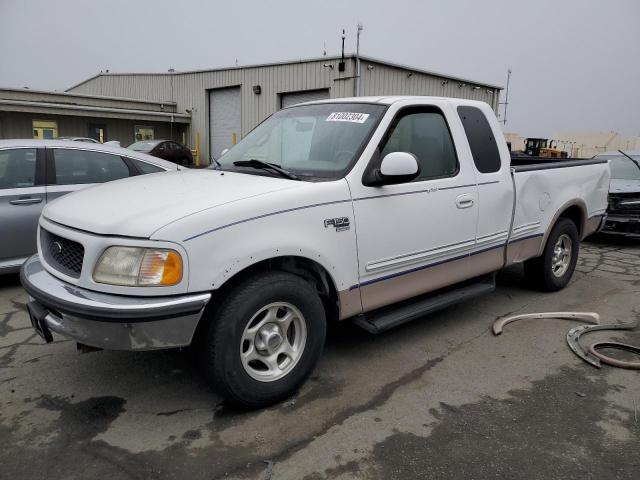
[1,234,639,479]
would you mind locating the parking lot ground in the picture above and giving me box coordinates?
[1,235,640,480]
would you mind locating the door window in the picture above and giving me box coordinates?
[53,149,130,185]
[0,149,38,189]
[380,109,458,180]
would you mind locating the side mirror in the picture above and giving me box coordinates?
[365,152,420,186]
[220,148,229,156]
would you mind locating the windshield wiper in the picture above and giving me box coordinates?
[233,159,300,180]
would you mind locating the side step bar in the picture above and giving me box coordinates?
[353,274,496,334]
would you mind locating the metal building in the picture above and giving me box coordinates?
[0,87,190,145]
[67,55,502,164]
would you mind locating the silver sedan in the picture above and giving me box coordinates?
[0,139,179,273]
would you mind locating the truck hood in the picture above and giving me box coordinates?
[609,179,640,194]
[43,170,301,238]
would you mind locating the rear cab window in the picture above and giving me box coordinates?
[457,106,501,173]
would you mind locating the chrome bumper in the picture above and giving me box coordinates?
[20,255,211,351]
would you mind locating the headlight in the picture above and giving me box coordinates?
[93,246,183,286]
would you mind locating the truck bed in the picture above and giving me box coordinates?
[510,157,607,172]
[505,157,610,265]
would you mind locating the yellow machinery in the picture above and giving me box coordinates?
[524,138,568,158]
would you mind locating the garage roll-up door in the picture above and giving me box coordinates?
[209,87,241,161]
[280,89,330,109]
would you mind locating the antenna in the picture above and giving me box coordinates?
[355,22,363,96]
[323,41,327,57]
[339,29,346,72]
[498,68,512,125]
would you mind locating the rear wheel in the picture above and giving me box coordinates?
[524,217,579,292]
[200,271,326,408]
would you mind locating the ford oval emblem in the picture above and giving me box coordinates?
[53,241,63,254]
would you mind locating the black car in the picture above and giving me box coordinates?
[128,140,194,166]
[594,150,640,237]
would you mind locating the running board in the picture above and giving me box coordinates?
[353,274,496,334]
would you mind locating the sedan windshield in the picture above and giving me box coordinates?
[215,103,386,179]
[128,141,160,152]
[608,156,640,180]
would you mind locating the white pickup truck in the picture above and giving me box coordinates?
[22,96,610,407]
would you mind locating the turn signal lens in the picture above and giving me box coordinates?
[94,246,183,287]
[138,250,182,286]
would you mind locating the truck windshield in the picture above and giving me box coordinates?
[609,156,640,180]
[214,103,386,179]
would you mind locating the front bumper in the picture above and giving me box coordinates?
[602,214,640,237]
[20,255,211,350]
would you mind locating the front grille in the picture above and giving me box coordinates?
[41,229,84,278]
[608,193,640,215]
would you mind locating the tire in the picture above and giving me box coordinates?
[200,271,326,408]
[524,217,579,292]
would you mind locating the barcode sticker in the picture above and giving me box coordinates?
[326,112,370,123]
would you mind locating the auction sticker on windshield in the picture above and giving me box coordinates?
[326,112,370,123]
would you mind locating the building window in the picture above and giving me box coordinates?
[135,125,154,141]
[33,120,58,140]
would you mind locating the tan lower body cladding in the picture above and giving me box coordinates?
[583,214,605,239]
[339,234,545,317]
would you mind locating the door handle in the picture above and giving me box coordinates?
[10,197,42,206]
[455,194,474,209]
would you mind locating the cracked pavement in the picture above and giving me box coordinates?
[1,234,639,479]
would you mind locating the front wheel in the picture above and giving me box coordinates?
[200,272,326,408]
[524,217,579,292]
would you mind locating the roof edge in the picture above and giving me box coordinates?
[66,53,503,91]
[2,86,176,105]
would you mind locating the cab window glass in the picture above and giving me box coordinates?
[380,109,458,180]
[130,158,165,174]
[457,106,501,173]
[0,148,37,189]
[53,149,130,185]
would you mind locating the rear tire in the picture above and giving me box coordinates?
[524,217,579,292]
[200,271,326,408]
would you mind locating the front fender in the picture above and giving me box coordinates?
[152,179,360,308]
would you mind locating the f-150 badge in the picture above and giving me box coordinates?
[324,217,350,232]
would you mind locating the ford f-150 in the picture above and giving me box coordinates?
[21,96,610,407]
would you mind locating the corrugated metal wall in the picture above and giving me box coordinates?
[69,58,500,163]
[0,111,184,145]
[359,60,498,108]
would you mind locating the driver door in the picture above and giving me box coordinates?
[349,106,479,311]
